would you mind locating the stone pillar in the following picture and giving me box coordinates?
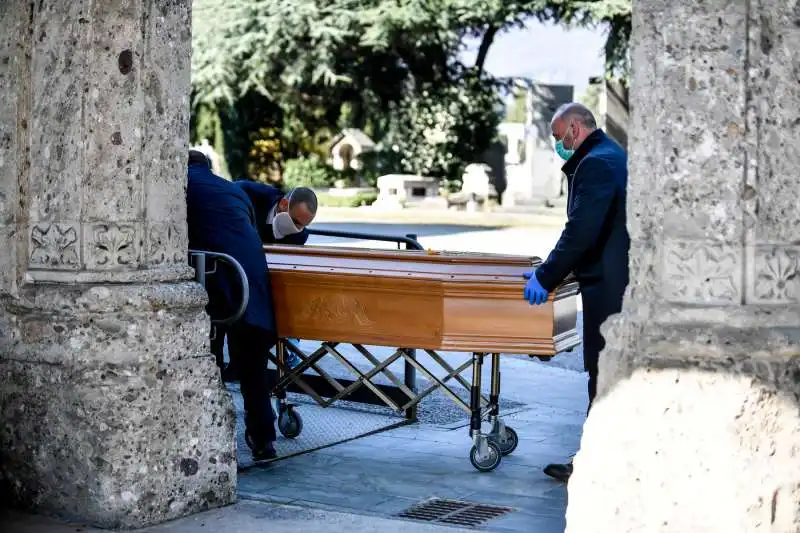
[526,83,573,201]
[598,79,629,150]
[565,1,800,531]
[0,1,236,528]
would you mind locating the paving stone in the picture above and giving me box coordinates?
[239,335,588,532]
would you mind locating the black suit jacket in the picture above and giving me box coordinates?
[536,129,630,302]
[234,180,310,246]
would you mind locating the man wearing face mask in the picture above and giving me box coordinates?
[234,181,317,246]
[186,152,318,460]
[522,102,629,483]
[233,181,318,370]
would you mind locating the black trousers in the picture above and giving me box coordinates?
[580,281,624,413]
[210,322,276,445]
[210,324,227,371]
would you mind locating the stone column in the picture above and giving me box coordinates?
[529,83,573,199]
[565,1,800,531]
[0,1,236,528]
[598,79,629,150]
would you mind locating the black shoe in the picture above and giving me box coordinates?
[251,442,277,461]
[245,430,277,461]
[543,462,573,482]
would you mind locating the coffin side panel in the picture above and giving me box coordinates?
[266,246,581,356]
[270,272,446,349]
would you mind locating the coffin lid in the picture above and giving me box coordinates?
[263,245,544,284]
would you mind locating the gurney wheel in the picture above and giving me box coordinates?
[278,407,303,439]
[495,426,519,456]
[469,441,501,472]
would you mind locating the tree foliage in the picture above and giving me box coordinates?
[191,0,632,182]
[568,0,631,80]
[382,74,503,179]
[282,154,339,189]
[193,0,630,109]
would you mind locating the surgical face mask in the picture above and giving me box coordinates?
[555,124,576,161]
[272,211,301,240]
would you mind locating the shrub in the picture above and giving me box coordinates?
[282,154,337,189]
[247,127,283,184]
[381,74,504,181]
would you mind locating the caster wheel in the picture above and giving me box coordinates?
[278,407,303,439]
[469,441,502,472]
[495,426,519,456]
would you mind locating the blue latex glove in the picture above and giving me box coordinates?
[523,271,549,305]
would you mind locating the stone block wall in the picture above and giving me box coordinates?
[0,1,237,528]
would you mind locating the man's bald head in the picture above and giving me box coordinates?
[553,103,597,130]
[551,102,598,155]
[276,186,318,231]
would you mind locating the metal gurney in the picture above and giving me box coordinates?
[263,240,582,472]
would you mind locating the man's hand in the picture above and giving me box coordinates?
[523,271,549,305]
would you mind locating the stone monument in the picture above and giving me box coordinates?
[0,2,236,528]
[588,76,629,150]
[373,174,443,209]
[566,1,800,532]
[502,82,573,207]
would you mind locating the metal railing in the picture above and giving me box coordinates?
[188,249,250,328]
[306,228,424,251]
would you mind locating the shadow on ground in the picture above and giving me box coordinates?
[236,347,588,533]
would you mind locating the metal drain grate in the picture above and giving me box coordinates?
[395,498,514,527]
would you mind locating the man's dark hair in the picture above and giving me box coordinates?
[188,149,211,167]
[287,187,318,215]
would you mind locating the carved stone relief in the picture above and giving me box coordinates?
[751,245,799,304]
[662,240,741,304]
[741,5,799,305]
[29,223,80,268]
[626,240,659,305]
[148,222,184,266]
[85,223,140,269]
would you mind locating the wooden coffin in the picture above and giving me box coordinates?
[264,245,580,357]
